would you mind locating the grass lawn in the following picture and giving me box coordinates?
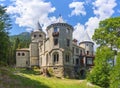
[0,67,100,88]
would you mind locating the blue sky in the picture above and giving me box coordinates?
[0,0,120,42]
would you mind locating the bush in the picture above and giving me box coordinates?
[47,68,54,77]
[0,61,8,66]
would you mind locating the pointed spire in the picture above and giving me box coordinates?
[37,22,42,31]
[34,21,42,32]
[82,30,92,42]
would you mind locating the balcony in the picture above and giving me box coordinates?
[52,32,59,37]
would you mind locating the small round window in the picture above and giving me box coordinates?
[39,34,42,37]
[18,53,20,56]
[22,53,25,56]
[34,35,36,38]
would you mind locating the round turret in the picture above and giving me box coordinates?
[31,22,46,43]
[79,31,94,56]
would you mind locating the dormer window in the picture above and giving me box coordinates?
[54,27,59,32]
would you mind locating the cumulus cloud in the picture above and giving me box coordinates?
[69,1,86,16]
[73,0,117,42]
[7,0,56,31]
[93,0,117,20]
[73,23,85,42]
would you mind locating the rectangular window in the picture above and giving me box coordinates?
[87,58,93,65]
[76,58,79,65]
[54,38,58,45]
[65,55,69,62]
[87,51,89,55]
[72,47,74,54]
[54,27,58,32]
[76,48,79,53]
[67,39,70,47]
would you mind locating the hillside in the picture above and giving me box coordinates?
[0,67,100,88]
[10,32,31,43]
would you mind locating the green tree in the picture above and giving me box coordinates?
[0,5,11,65]
[93,17,120,48]
[88,17,120,88]
[110,52,120,88]
[87,46,114,88]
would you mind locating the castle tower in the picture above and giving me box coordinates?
[46,16,74,77]
[79,31,94,56]
[30,22,46,66]
[79,31,94,68]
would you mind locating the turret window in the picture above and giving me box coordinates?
[67,39,70,47]
[54,27,59,32]
[54,38,58,45]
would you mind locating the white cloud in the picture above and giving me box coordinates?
[85,17,100,38]
[93,0,117,20]
[73,0,117,43]
[73,23,85,42]
[7,0,56,32]
[69,1,86,16]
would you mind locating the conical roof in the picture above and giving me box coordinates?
[34,22,42,32]
[81,31,93,43]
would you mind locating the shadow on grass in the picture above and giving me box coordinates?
[0,67,50,88]
[18,68,40,75]
[13,74,50,88]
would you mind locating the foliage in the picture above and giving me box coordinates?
[92,17,120,48]
[9,32,30,64]
[110,52,120,88]
[89,17,120,87]
[87,46,114,88]
[0,5,11,64]
[47,68,54,77]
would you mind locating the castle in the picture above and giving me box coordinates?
[16,17,94,78]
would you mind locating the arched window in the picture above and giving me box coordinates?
[53,52,59,64]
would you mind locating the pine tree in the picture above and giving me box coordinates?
[0,5,11,65]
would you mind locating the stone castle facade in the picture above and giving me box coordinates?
[16,17,94,78]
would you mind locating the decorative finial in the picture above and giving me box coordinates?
[58,14,65,23]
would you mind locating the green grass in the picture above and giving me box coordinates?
[0,67,100,88]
